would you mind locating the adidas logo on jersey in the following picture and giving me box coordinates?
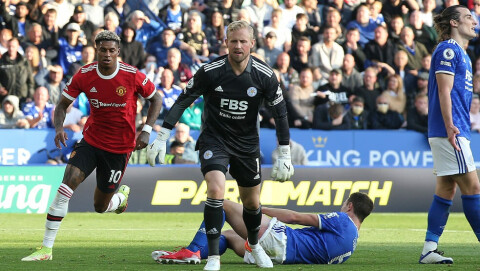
[206,228,219,235]
[214,86,223,92]
[90,87,97,93]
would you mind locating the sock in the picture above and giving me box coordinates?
[424,195,452,252]
[204,198,224,256]
[43,184,73,248]
[422,241,437,255]
[243,206,262,245]
[104,193,126,213]
[462,194,480,241]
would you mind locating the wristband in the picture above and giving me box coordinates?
[142,124,153,134]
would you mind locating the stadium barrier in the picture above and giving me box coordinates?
[1,129,479,166]
[0,165,472,213]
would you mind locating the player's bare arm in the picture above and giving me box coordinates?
[436,73,460,151]
[262,206,319,227]
[136,92,162,150]
[53,96,73,149]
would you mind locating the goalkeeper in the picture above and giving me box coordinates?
[152,192,374,265]
[147,20,294,270]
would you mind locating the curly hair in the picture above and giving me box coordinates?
[94,30,121,46]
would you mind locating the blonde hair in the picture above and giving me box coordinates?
[226,20,254,40]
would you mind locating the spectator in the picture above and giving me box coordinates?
[129,125,149,164]
[420,0,436,27]
[48,0,74,28]
[342,27,366,72]
[327,0,354,26]
[62,4,97,42]
[0,37,34,105]
[419,54,432,74]
[158,0,189,34]
[382,74,406,115]
[341,53,363,93]
[163,140,197,164]
[40,8,59,52]
[291,13,318,47]
[209,0,237,26]
[364,25,397,72]
[288,36,312,74]
[345,4,378,47]
[244,0,273,35]
[119,22,145,69]
[273,52,299,92]
[471,94,480,133]
[35,64,65,105]
[84,0,105,28]
[140,54,162,85]
[300,0,321,33]
[407,93,428,134]
[155,68,183,126]
[310,26,344,81]
[257,31,282,68]
[474,74,480,95]
[354,67,382,112]
[0,28,14,55]
[166,123,198,163]
[394,50,417,98]
[381,0,419,24]
[103,11,121,36]
[315,68,350,108]
[21,23,54,63]
[25,45,42,79]
[66,45,95,80]
[397,26,429,71]
[164,48,193,90]
[0,1,19,36]
[344,96,368,130]
[179,97,203,130]
[11,1,34,41]
[319,7,346,45]
[408,10,437,53]
[128,10,164,49]
[103,0,131,25]
[0,95,29,128]
[272,139,308,165]
[23,86,54,129]
[58,23,86,75]
[263,8,291,52]
[388,14,404,44]
[279,0,305,29]
[367,94,403,129]
[235,9,263,51]
[181,11,209,60]
[313,102,349,130]
[369,0,385,26]
[288,67,315,129]
[63,102,87,132]
[146,28,199,68]
[204,9,226,56]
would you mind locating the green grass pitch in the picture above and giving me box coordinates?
[1,212,480,270]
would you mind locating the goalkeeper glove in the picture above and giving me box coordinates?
[146,127,171,166]
[271,145,294,182]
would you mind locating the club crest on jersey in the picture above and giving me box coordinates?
[247,87,257,97]
[116,86,126,96]
[443,48,454,60]
[203,150,213,160]
[187,78,194,90]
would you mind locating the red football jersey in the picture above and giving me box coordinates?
[63,61,155,153]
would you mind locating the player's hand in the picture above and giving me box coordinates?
[146,127,171,166]
[271,145,294,182]
[135,132,149,150]
[54,129,68,149]
[447,124,461,151]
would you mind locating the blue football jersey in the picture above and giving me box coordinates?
[428,39,473,140]
[284,212,358,264]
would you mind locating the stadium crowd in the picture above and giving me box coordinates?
[1,0,480,164]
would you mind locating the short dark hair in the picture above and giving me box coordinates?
[352,96,365,104]
[434,5,467,42]
[347,192,374,222]
[94,30,121,46]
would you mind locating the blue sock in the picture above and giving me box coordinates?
[186,211,226,258]
[425,195,452,243]
[462,194,480,241]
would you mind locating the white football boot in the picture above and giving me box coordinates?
[419,250,453,264]
[203,255,221,271]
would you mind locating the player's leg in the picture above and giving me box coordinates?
[22,140,96,261]
[231,156,273,268]
[94,150,130,213]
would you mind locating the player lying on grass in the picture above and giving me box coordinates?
[152,192,373,266]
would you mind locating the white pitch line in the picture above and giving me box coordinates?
[362,228,471,233]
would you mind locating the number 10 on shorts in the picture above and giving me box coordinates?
[109,170,122,183]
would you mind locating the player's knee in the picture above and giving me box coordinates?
[94,203,108,213]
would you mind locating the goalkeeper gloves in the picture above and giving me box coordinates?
[271,145,294,182]
[146,127,171,166]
